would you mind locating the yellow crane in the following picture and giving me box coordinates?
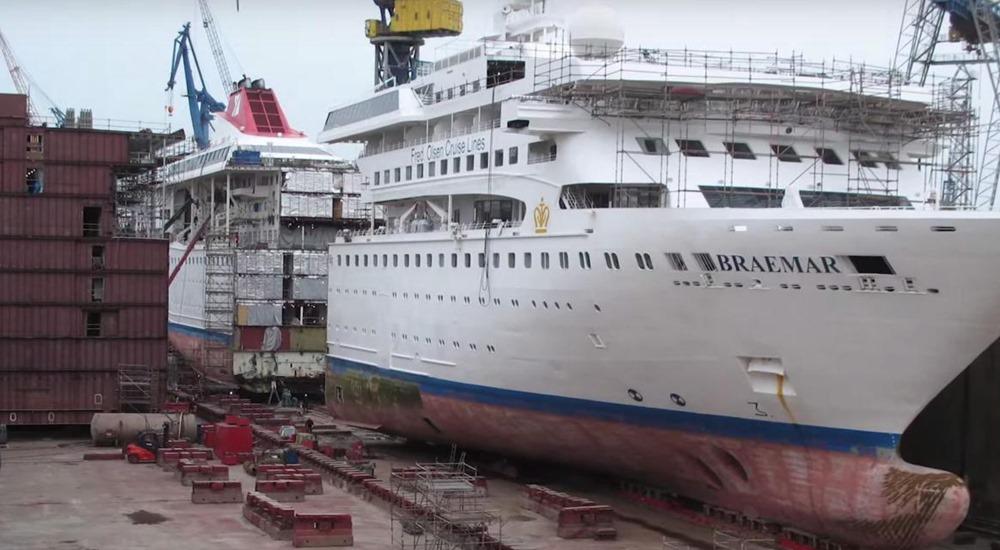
[365,0,463,87]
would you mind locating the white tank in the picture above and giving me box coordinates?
[568,3,625,58]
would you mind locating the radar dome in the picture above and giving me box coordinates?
[568,3,624,58]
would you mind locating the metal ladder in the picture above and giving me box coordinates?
[203,228,235,381]
[118,364,155,412]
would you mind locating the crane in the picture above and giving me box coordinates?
[198,0,236,95]
[0,27,65,126]
[166,22,226,150]
[894,1,1000,209]
[366,0,463,88]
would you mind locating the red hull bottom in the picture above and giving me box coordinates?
[327,367,967,548]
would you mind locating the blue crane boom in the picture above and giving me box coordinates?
[166,22,225,150]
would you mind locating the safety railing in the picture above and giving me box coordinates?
[360,119,500,158]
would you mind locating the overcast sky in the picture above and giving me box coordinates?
[0,1,936,139]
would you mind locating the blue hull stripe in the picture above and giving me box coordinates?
[168,322,231,345]
[328,356,899,455]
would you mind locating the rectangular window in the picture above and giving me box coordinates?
[675,139,710,157]
[771,145,801,163]
[440,159,448,175]
[382,254,388,267]
[508,252,516,268]
[816,148,843,165]
[724,142,756,160]
[852,150,880,168]
[559,252,569,269]
[466,154,474,171]
[415,254,422,267]
[83,207,101,237]
[417,163,424,178]
[540,252,549,269]
[364,255,369,267]
[480,152,489,169]
[405,165,413,180]
[26,133,43,156]
[453,157,461,173]
[451,253,458,268]
[426,253,432,267]
[373,254,379,267]
[493,253,500,268]
[393,254,399,267]
[428,161,436,177]
[509,146,519,164]
[439,253,445,267]
[524,252,532,268]
[636,137,668,154]
[85,312,101,337]
[665,252,688,271]
[394,167,401,182]
[473,199,514,223]
[90,278,104,302]
[384,169,391,183]
[404,254,410,267]
[25,167,43,194]
[373,171,380,185]
[578,252,591,269]
[478,253,486,268]
[91,245,105,270]
[464,253,471,268]
[494,149,504,167]
[346,255,351,267]
[878,152,902,170]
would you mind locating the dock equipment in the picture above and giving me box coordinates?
[166,22,226,149]
[0,28,65,125]
[366,0,463,87]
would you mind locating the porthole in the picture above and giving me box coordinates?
[594,304,601,312]
[627,388,644,402]
[670,393,687,407]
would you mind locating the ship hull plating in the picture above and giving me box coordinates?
[327,357,967,548]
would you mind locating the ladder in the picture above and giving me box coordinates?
[118,364,155,412]
[203,228,235,381]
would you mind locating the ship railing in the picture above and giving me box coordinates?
[360,119,501,158]
[350,219,522,238]
[527,152,557,165]
[31,115,172,134]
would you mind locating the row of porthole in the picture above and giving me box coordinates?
[332,324,498,354]
[334,287,601,312]
[673,279,940,294]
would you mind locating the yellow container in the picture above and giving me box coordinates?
[365,19,386,39]
[236,305,251,326]
[390,0,463,36]
[289,327,327,352]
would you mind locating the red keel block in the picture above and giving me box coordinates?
[191,480,243,503]
[292,513,353,547]
[254,479,307,502]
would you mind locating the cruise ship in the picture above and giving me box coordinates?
[318,1,1000,546]
[164,76,369,394]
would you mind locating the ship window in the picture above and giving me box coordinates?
[393,254,398,267]
[579,252,591,269]
[466,154,474,171]
[404,254,410,267]
[465,253,471,268]
[394,167,401,182]
[373,255,379,267]
[345,255,351,267]
[354,254,359,266]
[816,148,843,165]
[405,165,413,180]
[90,278,104,302]
[448,88,454,100]
[541,252,549,269]
[459,84,466,96]
[487,59,525,88]
[83,207,101,237]
[364,255,369,267]
[636,253,646,270]
[91,245,105,269]
[473,199,514,223]
[427,253,433,267]
[493,253,500,268]
[693,253,718,272]
[478,253,485,268]
[508,252,516,268]
[85,312,102,337]
[848,255,895,275]
[383,254,388,266]
[666,252,687,271]
[878,152,902,170]
[25,167,43,194]
[453,157,461,173]
[440,159,448,175]
[636,137,668,154]
[723,141,755,160]
[417,163,424,178]
[384,169,390,183]
[451,253,458,268]
[559,252,569,269]
[439,253,445,267]
[415,254,421,267]
[494,149,505,167]
[473,80,481,92]
[675,139,710,157]
[435,91,442,102]
[524,252,532,268]
[428,161,436,177]
[373,171,380,186]
[509,146,519,164]
[480,152,489,169]
[771,145,801,162]
[852,150,879,168]
[643,253,653,270]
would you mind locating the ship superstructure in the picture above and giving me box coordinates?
[317,1,1000,547]
[164,78,370,394]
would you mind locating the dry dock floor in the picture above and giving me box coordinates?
[0,435,665,550]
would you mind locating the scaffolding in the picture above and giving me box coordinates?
[530,45,973,208]
[389,462,503,550]
[117,364,155,412]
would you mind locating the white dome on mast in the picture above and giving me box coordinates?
[568,3,624,57]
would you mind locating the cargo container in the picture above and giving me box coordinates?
[0,93,170,426]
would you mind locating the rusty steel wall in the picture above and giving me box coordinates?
[0,99,168,426]
[902,337,1000,523]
